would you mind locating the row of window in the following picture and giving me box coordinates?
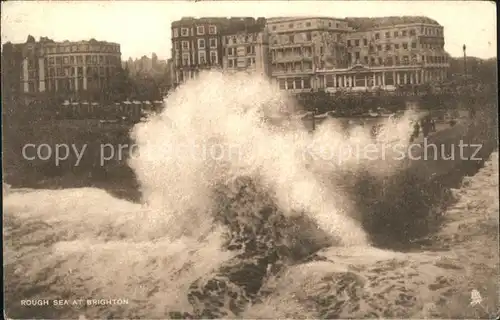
[22,77,111,93]
[177,51,219,66]
[277,77,312,90]
[271,20,345,31]
[273,61,313,73]
[175,39,218,51]
[348,53,447,66]
[273,47,313,58]
[43,44,119,54]
[172,25,217,37]
[227,57,256,68]
[45,66,116,78]
[226,46,256,56]
[45,78,106,92]
[372,26,442,40]
[223,34,259,45]
[46,55,120,66]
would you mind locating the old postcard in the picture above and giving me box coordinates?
[2,1,498,319]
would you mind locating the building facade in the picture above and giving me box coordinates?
[171,17,226,85]
[2,35,121,99]
[221,24,270,76]
[316,17,449,92]
[168,16,450,93]
[267,17,351,93]
[170,17,267,86]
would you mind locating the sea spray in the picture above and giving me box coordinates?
[4,71,422,319]
[128,71,415,246]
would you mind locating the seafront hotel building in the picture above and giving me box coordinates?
[170,15,450,93]
[2,36,122,98]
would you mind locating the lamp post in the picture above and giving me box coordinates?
[463,44,467,79]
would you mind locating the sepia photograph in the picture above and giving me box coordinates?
[2,1,499,319]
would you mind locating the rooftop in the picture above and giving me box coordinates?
[345,16,440,31]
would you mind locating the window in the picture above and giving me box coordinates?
[209,38,217,48]
[363,56,368,64]
[182,41,189,50]
[403,56,409,65]
[303,78,311,89]
[289,35,294,43]
[198,51,206,64]
[378,57,383,65]
[272,26,277,31]
[363,39,367,46]
[173,29,179,37]
[347,40,351,47]
[49,57,55,65]
[394,31,399,37]
[403,43,408,49]
[306,32,312,41]
[402,30,407,36]
[385,44,391,51]
[197,26,205,35]
[355,39,360,46]
[209,26,217,34]
[355,52,360,60]
[411,42,417,49]
[395,56,400,65]
[77,56,83,64]
[306,22,311,27]
[174,41,179,50]
[98,56,103,63]
[370,57,375,64]
[279,79,286,90]
[210,51,218,64]
[70,56,75,64]
[375,33,380,40]
[181,28,189,36]
[409,29,416,36]
[56,57,62,64]
[385,32,390,38]
[227,48,234,56]
[182,53,190,66]
[377,45,382,51]
[422,55,426,62]
[289,23,294,28]
[395,43,400,49]
[198,39,205,49]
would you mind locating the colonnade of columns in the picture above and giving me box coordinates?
[323,68,447,89]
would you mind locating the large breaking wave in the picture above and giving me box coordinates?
[7,71,495,319]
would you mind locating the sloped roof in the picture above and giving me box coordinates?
[345,16,440,31]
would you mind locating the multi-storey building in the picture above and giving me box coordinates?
[267,17,352,93]
[169,16,450,93]
[171,17,225,85]
[170,17,266,86]
[315,17,449,93]
[1,35,121,99]
[221,22,270,76]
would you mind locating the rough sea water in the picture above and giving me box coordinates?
[4,72,499,319]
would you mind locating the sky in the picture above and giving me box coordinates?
[1,1,497,60]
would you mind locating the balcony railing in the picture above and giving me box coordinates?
[273,55,313,63]
[272,68,314,75]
